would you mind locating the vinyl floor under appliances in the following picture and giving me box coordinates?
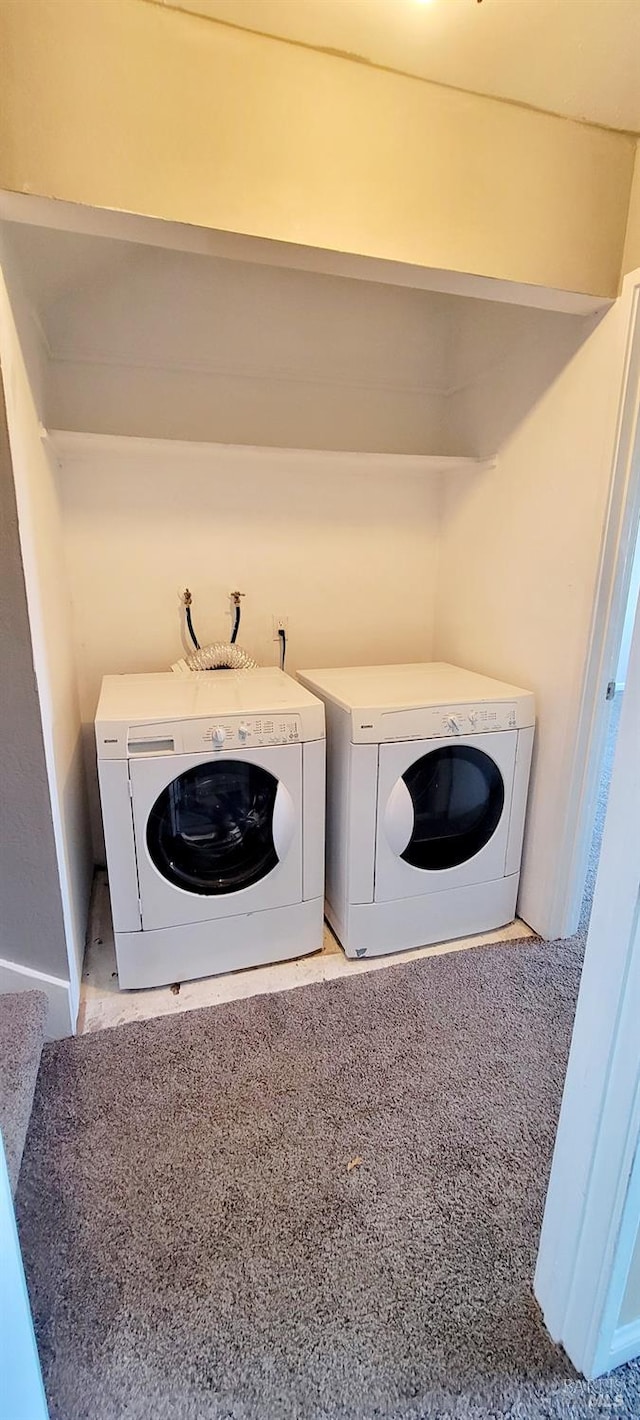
[78,869,533,1034]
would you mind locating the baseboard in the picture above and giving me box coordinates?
[605,1317,640,1372]
[0,957,74,1039]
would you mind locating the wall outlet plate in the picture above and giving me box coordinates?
[272,615,289,640]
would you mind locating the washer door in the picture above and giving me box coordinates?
[375,731,516,902]
[146,758,297,895]
[131,744,302,930]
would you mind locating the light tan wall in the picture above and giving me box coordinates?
[0,0,635,298]
[622,141,640,277]
[435,293,631,939]
[0,370,69,980]
[53,438,441,859]
[0,247,93,1009]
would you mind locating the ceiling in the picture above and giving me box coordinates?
[152,0,640,134]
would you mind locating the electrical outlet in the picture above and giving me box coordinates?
[272,615,289,640]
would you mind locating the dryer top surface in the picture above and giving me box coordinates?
[298,662,535,724]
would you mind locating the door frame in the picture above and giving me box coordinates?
[551,270,640,939]
[535,574,640,1376]
[0,1136,49,1418]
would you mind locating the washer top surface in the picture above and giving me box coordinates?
[298,661,535,732]
[96,668,323,733]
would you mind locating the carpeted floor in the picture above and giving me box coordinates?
[17,697,637,1420]
[0,989,47,1192]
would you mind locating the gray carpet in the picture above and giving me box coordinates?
[0,988,48,1193]
[16,940,640,1419]
[17,695,637,1419]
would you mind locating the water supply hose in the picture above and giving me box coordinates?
[176,589,255,671]
[182,588,200,650]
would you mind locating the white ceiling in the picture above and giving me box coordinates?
[153,0,640,134]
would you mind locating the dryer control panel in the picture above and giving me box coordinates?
[434,702,518,735]
[366,700,519,744]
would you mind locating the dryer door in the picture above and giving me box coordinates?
[375,731,517,902]
[130,744,302,930]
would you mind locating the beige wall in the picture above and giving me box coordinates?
[53,438,440,858]
[0,248,93,1017]
[0,0,635,299]
[0,370,69,981]
[435,293,632,939]
[622,141,640,277]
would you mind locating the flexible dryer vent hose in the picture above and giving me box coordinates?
[181,642,258,672]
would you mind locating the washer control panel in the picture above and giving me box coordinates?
[187,714,302,751]
[119,713,304,758]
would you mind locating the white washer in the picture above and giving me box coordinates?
[297,662,535,958]
[95,669,325,988]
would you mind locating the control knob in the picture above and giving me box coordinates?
[212,725,226,746]
[447,715,462,733]
[238,722,251,740]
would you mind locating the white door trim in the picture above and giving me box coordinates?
[551,270,640,939]
[0,956,73,1040]
[535,566,640,1377]
[0,1136,49,1419]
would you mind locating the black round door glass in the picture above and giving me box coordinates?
[146,760,279,895]
[400,745,504,871]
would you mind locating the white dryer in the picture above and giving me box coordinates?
[297,663,535,958]
[95,669,325,988]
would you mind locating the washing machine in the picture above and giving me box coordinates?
[297,662,534,958]
[95,669,325,988]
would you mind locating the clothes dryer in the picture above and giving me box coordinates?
[297,662,534,957]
